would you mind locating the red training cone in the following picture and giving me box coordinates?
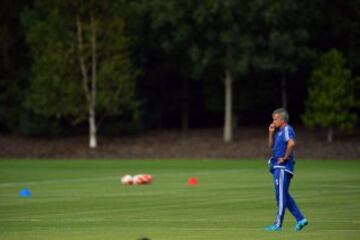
[187,177,198,186]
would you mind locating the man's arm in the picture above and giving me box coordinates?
[268,123,275,148]
[278,139,296,163]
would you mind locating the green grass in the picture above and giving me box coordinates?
[0,159,360,240]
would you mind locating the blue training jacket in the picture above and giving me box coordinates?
[269,125,296,175]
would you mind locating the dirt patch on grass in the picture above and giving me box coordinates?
[0,127,359,159]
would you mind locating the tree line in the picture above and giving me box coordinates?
[0,0,359,147]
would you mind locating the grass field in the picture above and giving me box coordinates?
[0,159,359,240]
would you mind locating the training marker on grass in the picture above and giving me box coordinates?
[187,177,198,186]
[19,188,32,198]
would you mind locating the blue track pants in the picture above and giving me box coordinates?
[272,168,304,227]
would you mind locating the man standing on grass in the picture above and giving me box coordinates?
[264,108,308,232]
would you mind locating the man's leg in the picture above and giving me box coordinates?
[264,169,284,231]
[284,173,308,231]
[274,168,287,228]
[286,193,304,222]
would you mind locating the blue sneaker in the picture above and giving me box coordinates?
[295,218,308,231]
[264,224,281,231]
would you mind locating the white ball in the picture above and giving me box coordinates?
[121,174,133,185]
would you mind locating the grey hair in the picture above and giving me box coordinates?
[272,108,289,122]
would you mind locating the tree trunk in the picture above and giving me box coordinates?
[223,69,233,143]
[89,107,97,148]
[76,2,98,149]
[281,74,287,109]
[89,0,97,148]
[327,127,333,143]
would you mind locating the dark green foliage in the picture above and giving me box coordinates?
[16,111,65,137]
[22,0,139,125]
[0,0,30,132]
[302,49,358,136]
[252,1,315,70]
[1,0,360,135]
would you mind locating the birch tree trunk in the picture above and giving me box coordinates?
[89,107,97,148]
[223,69,233,143]
[76,3,97,149]
[89,0,97,148]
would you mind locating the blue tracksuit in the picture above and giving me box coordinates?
[268,125,305,227]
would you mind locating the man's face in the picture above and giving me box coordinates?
[272,113,284,128]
